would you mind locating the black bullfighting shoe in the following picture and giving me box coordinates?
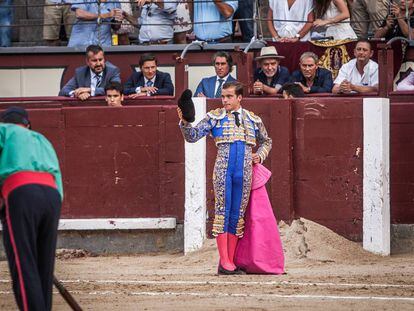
[178,89,195,123]
[218,265,245,275]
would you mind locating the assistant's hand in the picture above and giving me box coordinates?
[177,107,188,125]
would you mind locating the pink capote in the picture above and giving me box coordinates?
[234,164,285,274]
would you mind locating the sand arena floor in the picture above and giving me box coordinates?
[1,219,413,310]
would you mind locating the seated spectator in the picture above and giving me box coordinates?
[332,40,378,94]
[350,0,388,39]
[396,72,414,91]
[0,0,12,47]
[137,0,178,44]
[290,52,334,94]
[281,83,305,98]
[252,46,290,96]
[312,0,357,40]
[124,53,174,97]
[105,82,124,106]
[195,51,236,98]
[59,45,121,100]
[193,0,238,43]
[173,2,192,44]
[268,0,314,42]
[43,0,76,46]
[68,0,122,47]
[374,0,414,41]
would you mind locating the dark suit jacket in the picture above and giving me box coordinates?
[290,67,333,93]
[254,66,290,93]
[195,74,237,98]
[59,62,121,96]
[123,70,174,96]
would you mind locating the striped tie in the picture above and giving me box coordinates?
[215,79,224,98]
[95,74,102,87]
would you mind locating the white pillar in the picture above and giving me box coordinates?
[363,98,390,255]
[184,97,207,254]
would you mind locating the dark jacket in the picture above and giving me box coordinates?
[290,67,333,93]
[254,66,290,93]
[59,62,121,96]
[123,70,174,96]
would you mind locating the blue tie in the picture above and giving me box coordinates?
[215,79,224,98]
[95,74,102,87]
[146,80,153,87]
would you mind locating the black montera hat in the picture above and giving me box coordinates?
[178,89,195,123]
[0,106,31,127]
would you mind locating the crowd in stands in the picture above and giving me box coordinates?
[60,39,405,106]
[0,0,413,47]
[1,1,413,95]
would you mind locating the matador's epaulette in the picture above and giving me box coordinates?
[207,108,226,120]
[244,109,263,124]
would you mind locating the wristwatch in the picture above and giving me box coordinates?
[295,34,301,39]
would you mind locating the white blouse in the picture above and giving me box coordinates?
[269,0,313,41]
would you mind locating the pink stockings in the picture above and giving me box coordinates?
[216,233,239,271]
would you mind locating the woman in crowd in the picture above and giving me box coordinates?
[312,0,357,40]
[267,0,314,42]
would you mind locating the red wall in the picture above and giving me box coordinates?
[27,102,185,220]
[4,95,414,241]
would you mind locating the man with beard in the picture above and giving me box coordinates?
[195,51,237,98]
[290,51,334,94]
[252,46,290,95]
[59,45,121,100]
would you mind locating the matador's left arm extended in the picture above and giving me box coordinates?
[255,121,272,163]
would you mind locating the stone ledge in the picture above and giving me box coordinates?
[0,218,177,231]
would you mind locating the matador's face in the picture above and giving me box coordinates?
[221,87,242,112]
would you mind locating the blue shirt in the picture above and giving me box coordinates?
[193,0,238,41]
[254,66,290,93]
[290,67,334,93]
[139,3,178,43]
[68,0,121,47]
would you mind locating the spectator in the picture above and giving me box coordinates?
[0,0,12,47]
[252,46,290,96]
[281,82,305,98]
[195,51,236,98]
[350,0,388,38]
[233,0,254,42]
[396,72,414,91]
[124,53,174,97]
[68,0,122,47]
[312,0,357,40]
[173,2,192,44]
[43,0,76,46]
[290,52,334,94]
[59,45,121,100]
[105,81,124,106]
[193,0,238,43]
[268,0,314,42]
[332,40,378,94]
[115,0,135,45]
[374,0,414,41]
[137,0,178,44]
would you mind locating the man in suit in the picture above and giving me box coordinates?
[290,52,333,94]
[59,45,121,101]
[195,51,237,98]
[124,53,174,97]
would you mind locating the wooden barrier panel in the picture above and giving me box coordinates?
[24,104,185,220]
[390,98,414,225]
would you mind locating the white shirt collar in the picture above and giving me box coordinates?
[216,74,229,82]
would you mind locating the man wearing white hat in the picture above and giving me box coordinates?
[253,46,290,96]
